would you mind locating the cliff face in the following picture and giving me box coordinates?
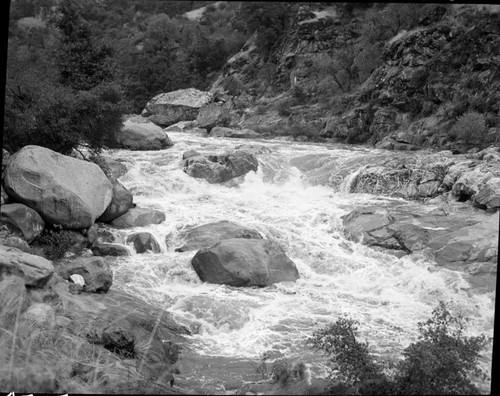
[210,3,500,150]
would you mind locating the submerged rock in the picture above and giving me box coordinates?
[4,145,113,229]
[175,220,262,252]
[191,238,299,287]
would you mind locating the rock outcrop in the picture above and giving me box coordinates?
[0,275,29,322]
[175,220,262,252]
[142,88,213,127]
[4,145,113,229]
[116,116,173,150]
[0,245,55,287]
[191,238,300,287]
[196,102,231,131]
[183,150,259,184]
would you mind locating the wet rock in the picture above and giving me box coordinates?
[57,256,112,293]
[192,238,299,287]
[0,245,54,287]
[142,88,213,127]
[1,185,8,205]
[184,150,259,184]
[91,243,131,257]
[110,207,166,229]
[98,180,134,223]
[101,157,129,180]
[211,127,262,139]
[117,117,173,150]
[472,187,500,211]
[1,203,45,243]
[4,145,113,229]
[127,232,161,253]
[0,275,29,323]
[175,220,262,252]
[182,150,201,160]
[101,326,136,357]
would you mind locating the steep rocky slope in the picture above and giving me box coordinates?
[209,3,500,151]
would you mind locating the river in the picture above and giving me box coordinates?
[103,131,495,394]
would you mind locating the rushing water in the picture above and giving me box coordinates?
[104,132,495,394]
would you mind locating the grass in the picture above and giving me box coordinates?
[0,289,180,394]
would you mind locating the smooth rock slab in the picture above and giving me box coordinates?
[191,238,299,287]
[57,256,112,293]
[110,207,166,229]
[4,145,113,229]
[0,245,54,287]
[175,220,262,252]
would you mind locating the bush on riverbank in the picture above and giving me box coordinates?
[309,301,487,395]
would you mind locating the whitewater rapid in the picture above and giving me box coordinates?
[104,132,495,393]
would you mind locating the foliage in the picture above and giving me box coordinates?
[36,226,77,261]
[309,302,487,395]
[394,301,487,395]
[449,111,488,148]
[238,2,291,55]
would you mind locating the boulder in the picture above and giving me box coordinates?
[0,245,54,287]
[164,121,197,132]
[91,243,131,257]
[184,150,258,183]
[109,207,166,229]
[0,203,45,242]
[57,256,112,293]
[0,235,31,253]
[211,127,262,139]
[472,187,500,211]
[126,232,162,253]
[182,150,201,160]
[98,180,134,223]
[1,185,8,205]
[196,102,230,131]
[3,145,113,229]
[175,220,262,252]
[191,238,299,287]
[142,88,213,127]
[101,157,129,180]
[0,275,29,323]
[117,117,173,150]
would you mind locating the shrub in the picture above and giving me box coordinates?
[449,111,487,148]
[309,301,487,395]
[394,301,487,395]
[36,226,77,261]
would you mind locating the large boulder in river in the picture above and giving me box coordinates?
[110,207,166,229]
[0,245,54,287]
[184,150,258,183]
[142,88,213,127]
[0,203,45,243]
[211,127,262,139]
[4,145,113,229]
[196,102,230,131]
[98,180,134,223]
[117,117,173,150]
[175,220,262,252]
[191,238,299,287]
